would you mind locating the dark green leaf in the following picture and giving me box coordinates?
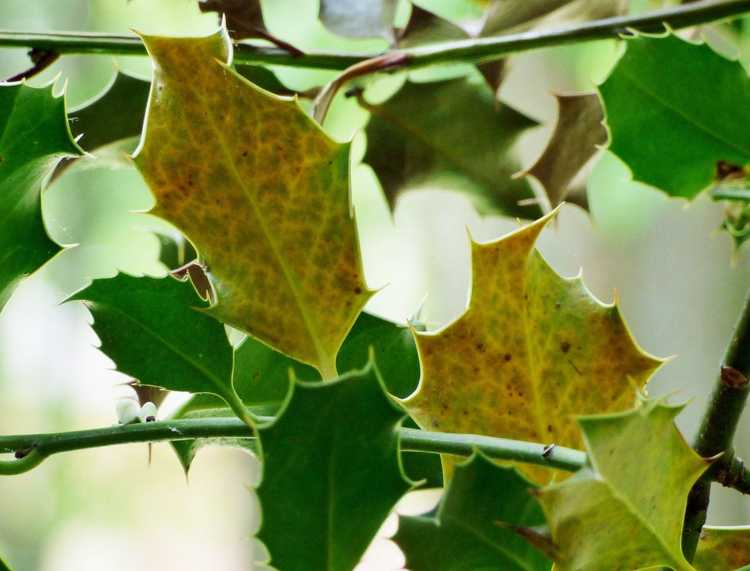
[395,453,551,571]
[257,362,412,571]
[70,71,150,154]
[0,83,81,311]
[70,274,237,403]
[336,311,419,399]
[155,232,197,270]
[199,0,267,40]
[170,311,442,484]
[600,34,750,199]
[361,78,541,218]
[0,555,9,571]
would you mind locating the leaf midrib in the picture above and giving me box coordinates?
[600,478,690,571]
[162,64,332,373]
[616,62,750,160]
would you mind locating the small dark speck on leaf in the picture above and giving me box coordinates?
[504,353,512,362]
[560,341,571,353]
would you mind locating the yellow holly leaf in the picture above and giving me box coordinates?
[133,29,371,377]
[695,526,750,571]
[403,209,662,482]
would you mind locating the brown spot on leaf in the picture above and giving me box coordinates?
[561,341,571,353]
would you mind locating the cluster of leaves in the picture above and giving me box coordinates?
[3,1,750,570]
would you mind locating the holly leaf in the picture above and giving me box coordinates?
[395,453,551,571]
[361,78,541,218]
[536,399,709,571]
[70,71,150,154]
[70,274,246,413]
[522,93,606,208]
[396,4,468,47]
[198,0,266,40]
[695,526,750,571]
[480,0,577,35]
[134,30,371,377]
[0,83,81,311]
[318,0,396,41]
[171,311,439,486]
[256,361,412,571]
[600,34,750,199]
[404,210,662,483]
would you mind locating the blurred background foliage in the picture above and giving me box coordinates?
[1,0,750,569]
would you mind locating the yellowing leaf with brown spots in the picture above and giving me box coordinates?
[134,29,371,377]
[403,210,662,483]
[695,526,750,571]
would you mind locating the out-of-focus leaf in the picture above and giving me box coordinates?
[0,554,10,571]
[155,232,197,270]
[522,93,606,208]
[257,362,412,571]
[396,4,467,47]
[70,275,242,408]
[537,399,708,571]
[234,64,296,96]
[319,0,397,41]
[395,453,551,571]
[600,34,750,199]
[404,210,662,483]
[69,71,150,154]
[134,30,371,377]
[361,78,541,218]
[695,526,750,571]
[480,0,576,35]
[199,0,266,40]
[0,83,81,312]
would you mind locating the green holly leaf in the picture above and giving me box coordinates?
[600,34,750,199]
[256,362,412,571]
[695,526,750,571]
[70,274,249,419]
[395,453,551,571]
[70,71,150,154]
[361,78,541,218]
[134,29,371,377]
[522,93,606,208]
[404,210,662,483]
[537,399,709,571]
[318,0,396,41]
[0,83,81,311]
[171,311,440,486]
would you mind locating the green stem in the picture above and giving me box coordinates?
[398,427,587,472]
[683,288,750,561]
[0,0,749,71]
[0,417,586,475]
